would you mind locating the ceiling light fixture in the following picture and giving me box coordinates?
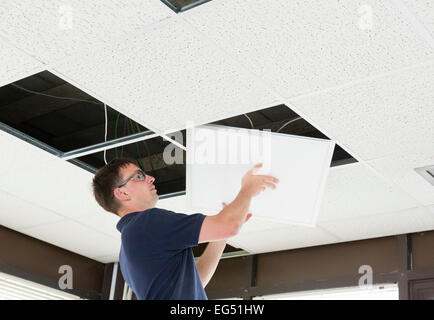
[161,0,213,13]
[414,165,434,186]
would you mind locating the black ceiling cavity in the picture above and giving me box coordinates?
[161,0,213,13]
[209,105,357,167]
[0,70,186,196]
[76,133,187,196]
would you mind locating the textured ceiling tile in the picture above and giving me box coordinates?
[0,190,65,230]
[0,0,173,65]
[93,253,120,264]
[319,207,434,242]
[317,163,419,222]
[291,63,434,161]
[52,17,276,133]
[0,39,44,87]
[73,212,121,240]
[18,220,121,259]
[183,0,434,98]
[0,129,56,176]
[237,218,296,234]
[157,194,217,216]
[0,131,108,219]
[229,225,340,254]
[368,152,434,206]
[402,0,434,39]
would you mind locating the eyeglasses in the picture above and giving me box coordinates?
[116,169,146,189]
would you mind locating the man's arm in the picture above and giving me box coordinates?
[195,240,227,288]
[196,204,252,288]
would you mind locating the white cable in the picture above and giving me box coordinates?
[243,114,254,128]
[276,116,302,133]
[11,83,102,105]
[104,103,108,164]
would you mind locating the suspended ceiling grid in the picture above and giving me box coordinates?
[0,0,433,261]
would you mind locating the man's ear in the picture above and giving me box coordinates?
[113,188,130,201]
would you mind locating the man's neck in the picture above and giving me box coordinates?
[118,206,154,218]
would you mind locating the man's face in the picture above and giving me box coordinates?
[116,163,159,209]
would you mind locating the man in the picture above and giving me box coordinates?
[92,157,279,300]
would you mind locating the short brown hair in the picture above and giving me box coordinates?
[92,157,139,215]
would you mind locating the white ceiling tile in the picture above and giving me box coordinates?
[319,206,434,242]
[186,125,335,226]
[18,220,121,259]
[0,39,44,87]
[93,253,120,264]
[317,163,419,222]
[157,194,217,216]
[402,0,434,40]
[52,17,277,133]
[229,225,340,254]
[0,130,109,219]
[73,212,121,240]
[0,190,65,230]
[183,0,434,98]
[368,152,434,206]
[0,0,172,65]
[290,63,434,161]
[237,218,296,235]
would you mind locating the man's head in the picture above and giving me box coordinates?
[92,157,158,217]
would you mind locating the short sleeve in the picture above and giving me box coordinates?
[140,208,206,253]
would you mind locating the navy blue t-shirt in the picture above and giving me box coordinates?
[116,207,207,300]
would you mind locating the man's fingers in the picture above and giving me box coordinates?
[264,181,276,190]
[261,175,279,183]
[245,213,252,222]
[250,162,263,174]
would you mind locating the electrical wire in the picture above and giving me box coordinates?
[121,116,127,157]
[128,119,144,171]
[135,122,155,173]
[11,83,114,165]
[243,113,254,129]
[10,83,102,105]
[114,112,122,159]
[276,116,303,133]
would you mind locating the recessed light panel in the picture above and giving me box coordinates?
[186,124,335,226]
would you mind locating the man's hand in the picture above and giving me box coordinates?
[241,163,279,198]
[222,202,252,223]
